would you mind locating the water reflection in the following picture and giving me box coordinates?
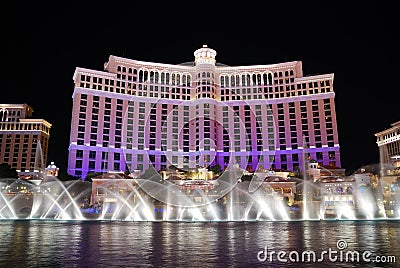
[0,220,398,267]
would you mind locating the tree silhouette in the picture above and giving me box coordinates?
[209,164,222,175]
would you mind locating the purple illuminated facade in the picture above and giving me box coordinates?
[68,45,341,178]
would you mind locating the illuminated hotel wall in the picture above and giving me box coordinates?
[375,121,400,165]
[0,104,51,173]
[68,45,341,178]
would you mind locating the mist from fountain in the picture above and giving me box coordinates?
[1,160,399,221]
[0,177,92,220]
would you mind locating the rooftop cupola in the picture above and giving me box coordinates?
[194,45,217,66]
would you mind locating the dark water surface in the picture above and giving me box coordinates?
[0,220,399,267]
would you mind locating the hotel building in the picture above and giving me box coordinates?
[68,45,341,178]
[375,121,400,217]
[0,104,52,174]
[375,121,400,165]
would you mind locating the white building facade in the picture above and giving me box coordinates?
[375,121,400,165]
[68,45,341,178]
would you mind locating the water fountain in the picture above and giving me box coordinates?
[0,177,91,220]
[0,141,93,220]
[2,160,398,221]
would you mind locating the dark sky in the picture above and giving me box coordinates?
[5,3,397,174]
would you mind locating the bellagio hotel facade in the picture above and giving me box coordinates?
[68,45,341,178]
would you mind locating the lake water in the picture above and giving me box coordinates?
[0,220,399,267]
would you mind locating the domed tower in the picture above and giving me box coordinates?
[194,45,217,99]
[192,45,219,168]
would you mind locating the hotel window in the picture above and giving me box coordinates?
[88,161,95,169]
[101,162,108,170]
[235,156,241,164]
[76,150,83,158]
[113,163,120,171]
[75,160,82,168]
[136,154,143,162]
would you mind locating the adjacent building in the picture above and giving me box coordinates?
[68,45,341,179]
[375,121,400,165]
[0,104,52,175]
[375,121,400,217]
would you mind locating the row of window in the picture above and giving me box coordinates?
[73,150,337,174]
[0,109,22,122]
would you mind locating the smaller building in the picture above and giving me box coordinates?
[379,156,400,217]
[252,170,297,205]
[45,161,59,177]
[18,161,60,185]
[307,159,346,182]
[319,168,381,219]
[320,176,357,218]
[375,121,400,165]
[0,104,52,177]
[90,172,136,205]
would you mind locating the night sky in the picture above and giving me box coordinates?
[5,3,396,174]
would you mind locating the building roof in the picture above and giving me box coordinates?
[264,176,288,182]
[92,172,132,179]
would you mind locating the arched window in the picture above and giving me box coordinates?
[263,73,268,85]
[257,74,262,85]
[149,71,155,83]
[154,72,159,83]
[138,70,144,82]
[231,75,235,87]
